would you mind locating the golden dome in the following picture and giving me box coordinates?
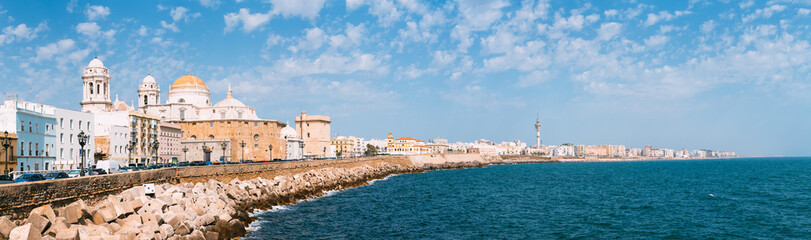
[170,74,208,91]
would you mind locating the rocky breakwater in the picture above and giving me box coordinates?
[0,161,468,239]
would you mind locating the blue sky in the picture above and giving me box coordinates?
[0,0,809,156]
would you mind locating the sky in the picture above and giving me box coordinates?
[0,0,809,157]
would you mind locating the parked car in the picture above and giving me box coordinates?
[44,172,70,180]
[67,170,81,178]
[0,175,14,184]
[91,169,107,175]
[14,174,45,183]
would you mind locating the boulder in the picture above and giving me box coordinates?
[106,223,121,234]
[25,213,50,235]
[204,231,218,240]
[30,205,57,224]
[91,207,116,224]
[43,217,69,238]
[158,224,174,239]
[140,213,159,226]
[54,227,78,240]
[227,219,246,237]
[0,216,16,240]
[62,203,84,224]
[9,223,40,240]
[174,222,190,236]
[111,202,133,219]
[186,230,205,240]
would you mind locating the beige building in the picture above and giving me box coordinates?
[177,120,285,162]
[0,132,17,174]
[158,122,182,164]
[386,133,430,155]
[180,139,231,163]
[296,111,332,158]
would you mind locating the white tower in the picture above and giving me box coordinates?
[81,57,112,113]
[534,114,542,148]
[138,74,161,111]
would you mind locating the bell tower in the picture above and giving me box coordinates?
[138,74,161,111]
[81,57,112,113]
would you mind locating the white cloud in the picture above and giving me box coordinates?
[643,10,691,27]
[742,4,786,23]
[160,21,180,32]
[269,0,327,19]
[35,39,76,61]
[799,8,810,16]
[739,0,754,9]
[604,9,618,18]
[224,8,272,33]
[481,30,518,54]
[85,5,110,21]
[456,0,509,30]
[75,22,116,42]
[644,34,668,47]
[66,0,78,13]
[171,7,201,22]
[597,22,622,41]
[0,22,47,45]
[451,25,473,52]
[271,52,387,77]
[199,0,221,8]
[290,27,326,52]
[517,70,551,87]
[137,26,148,36]
[700,20,716,33]
[329,23,365,49]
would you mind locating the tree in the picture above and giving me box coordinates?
[364,144,378,156]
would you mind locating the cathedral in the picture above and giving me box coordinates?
[79,57,291,163]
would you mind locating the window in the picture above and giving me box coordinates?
[20,142,24,155]
[254,122,258,127]
[29,122,32,132]
[210,122,213,127]
[97,85,100,95]
[35,123,38,133]
[87,122,90,130]
[209,135,214,139]
[144,96,148,105]
[220,112,226,119]
[21,121,24,131]
[60,148,63,158]
[79,121,82,130]
[60,118,63,128]
[70,134,73,144]
[28,142,32,155]
[179,98,185,103]
[90,82,94,94]
[179,108,186,120]
[238,112,243,118]
[254,134,259,141]
[35,143,39,156]
[70,120,73,130]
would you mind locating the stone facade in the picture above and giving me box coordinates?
[0,133,17,174]
[295,111,332,158]
[158,122,182,164]
[176,120,285,162]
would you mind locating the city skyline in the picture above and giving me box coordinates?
[0,1,809,157]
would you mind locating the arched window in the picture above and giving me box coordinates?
[209,135,214,139]
[144,96,148,105]
[179,98,185,103]
[179,108,186,120]
[89,83,94,94]
[190,135,197,139]
[220,112,226,119]
[97,85,100,95]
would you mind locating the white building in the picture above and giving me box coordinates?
[81,57,112,113]
[281,124,303,160]
[54,108,95,170]
[0,100,57,172]
[367,139,388,153]
[140,75,261,122]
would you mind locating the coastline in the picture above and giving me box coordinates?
[0,154,745,239]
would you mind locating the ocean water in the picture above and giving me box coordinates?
[245,158,811,239]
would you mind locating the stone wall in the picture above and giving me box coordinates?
[0,154,499,221]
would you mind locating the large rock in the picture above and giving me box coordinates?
[174,222,190,236]
[204,231,219,240]
[9,223,41,240]
[25,213,50,235]
[43,217,69,238]
[61,203,84,224]
[91,208,116,224]
[158,224,174,239]
[0,216,16,240]
[30,205,57,224]
[54,227,78,240]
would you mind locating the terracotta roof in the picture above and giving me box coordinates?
[396,137,416,141]
[170,74,208,91]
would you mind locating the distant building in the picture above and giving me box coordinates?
[54,108,95,170]
[386,133,430,155]
[574,145,585,157]
[296,111,332,158]
[180,139,230,163]
[158,122,182,164]
[0,100,57,172]
[281,124,303,160]
[0,132,18,174]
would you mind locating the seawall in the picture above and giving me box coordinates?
[0,153,539,239]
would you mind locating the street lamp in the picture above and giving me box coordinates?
[127,143,133,167]
[77,131,87,177]
[151,140,159,167]
[220,142,227,164]
[3,131,10,175]
[323,147,326,159]
[182,146,188,164]
[300,142,305,160]
[268,145,273,161]
[240,140,246,163]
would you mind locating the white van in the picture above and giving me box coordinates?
[96,160,121,174]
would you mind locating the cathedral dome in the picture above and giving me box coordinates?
[281,124,298,139]
[87,57,105,68]
[142,74,156,84]
[214,84,246,107]
[170,75,208,91]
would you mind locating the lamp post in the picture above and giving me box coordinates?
[182,146,188,164]
[151,140,159,167]
[77,131,87,177]
[323,147,326,159]
[127,143,133,167]
[3,131,10,175]
[220,142,227,164]
[300,142,305,160]
[240,140,246,163]
[268,145,273,161]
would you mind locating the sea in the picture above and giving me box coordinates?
[244,157,811,239]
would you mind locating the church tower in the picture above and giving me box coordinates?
[81,57,112,113]
[138,74,161,111]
